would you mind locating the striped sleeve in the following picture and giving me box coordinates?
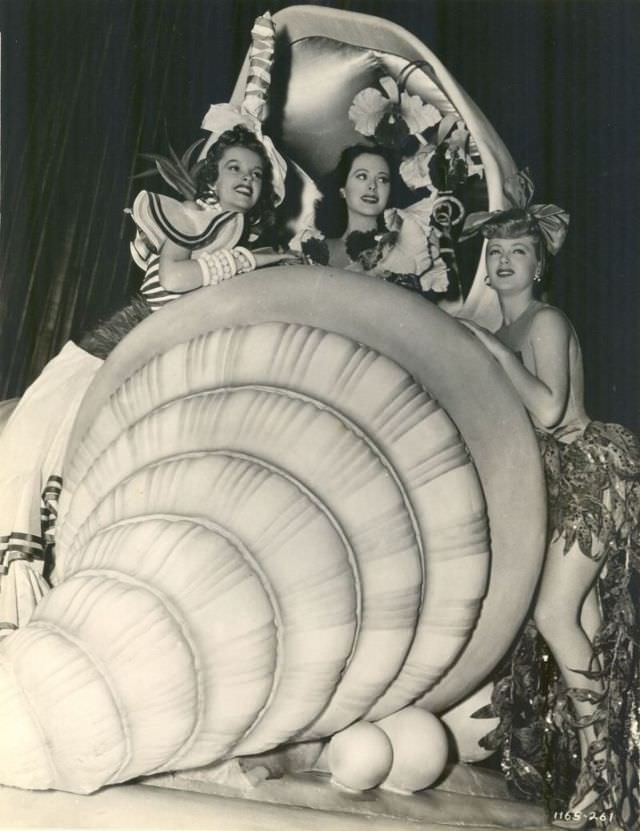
[139,254,187,311]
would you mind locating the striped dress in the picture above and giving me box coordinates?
[139,253,180,311]
[131,190,246,310]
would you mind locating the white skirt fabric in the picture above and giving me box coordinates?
[0,342,102,629]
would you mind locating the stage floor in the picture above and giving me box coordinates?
[0,763,555,830]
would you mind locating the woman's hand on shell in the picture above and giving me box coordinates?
[459,319,501,356]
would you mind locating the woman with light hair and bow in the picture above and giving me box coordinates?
[461,172,640,830]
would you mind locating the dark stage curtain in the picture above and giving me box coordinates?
[1,0,639,431]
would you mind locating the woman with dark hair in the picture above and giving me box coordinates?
[129,123,297,314]
[315,144,396,269]
[310,144,450,298]
[195,123,278,232]
[0,123,296,631]
[461,193,640,830]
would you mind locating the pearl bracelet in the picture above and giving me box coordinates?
[197,256,212,287]
[221,249,236,278]
[199,250,238,286]
[234,246,257,273]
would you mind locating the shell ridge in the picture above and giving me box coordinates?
[68,450,364,748]
[0,644,58,785]
[369,374,416,422]
[404,441,468,480]
[290,325,326,387]
[330,342,370,398]
[62,382,429,725]
[27,619,130,784]
[64,385,426,587]
[71,509,284,757]
[204,450,364,721]
[58,327,495,742]
[372,385,435,439]
[68,568,203,776]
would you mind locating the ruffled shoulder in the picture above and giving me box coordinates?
[130,191,245,256]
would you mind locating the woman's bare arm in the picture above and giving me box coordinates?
[158,239,302,293]
[461,308,571,428]
[158,238,204,293]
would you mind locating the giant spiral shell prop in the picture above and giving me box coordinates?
[0,270,546,793]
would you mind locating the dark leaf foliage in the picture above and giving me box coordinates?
[133,139,205,200]
[374,110,410,149]
[383,272,425,295]
[475,423,640,829]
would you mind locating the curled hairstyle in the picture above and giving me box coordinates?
[195,124,276,234]
[316,144,399,238]
[482,208,548,275]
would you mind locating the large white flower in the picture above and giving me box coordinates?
[376,196,443,279]
[348,88,388,137]
[349,76,441,139]
[384,195,440,235]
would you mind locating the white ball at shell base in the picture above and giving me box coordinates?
[376,707,449,793]
[328,721,394,791]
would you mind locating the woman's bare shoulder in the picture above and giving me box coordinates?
[529,303,573,338]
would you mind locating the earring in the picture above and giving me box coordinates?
[534,265,542,283]
[202,186,219,207]
[339,189,345,199]
[484,275,491,286]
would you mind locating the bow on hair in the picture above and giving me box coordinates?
[198,12,287,206]
[460,169,570,255]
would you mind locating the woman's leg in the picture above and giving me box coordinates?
[579,585,601,645]
[533,535,605,811]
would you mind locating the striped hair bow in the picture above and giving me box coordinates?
[460,169,570,255]
[199,12,287,205]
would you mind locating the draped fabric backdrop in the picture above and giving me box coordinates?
[1,0,639,431]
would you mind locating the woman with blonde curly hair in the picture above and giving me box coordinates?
[462,183,640,830]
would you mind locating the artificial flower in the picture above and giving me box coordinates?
[348,88,390,137]
[447,122,470,152]
[444,120,474,167]
[384,194,439,235]
[301,237,330,266]
[345,229,390,271]
[376,196,442,278]
[289,226,329,265]
[349,76,441,148]
[399,143,437,191]
[400,114,484,192]
[468,162,485,180]
[394,82,441,135]
[419,257,449,293]
[289,225,323,251]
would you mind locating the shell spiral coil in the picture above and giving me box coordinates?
[0,270,546,794]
